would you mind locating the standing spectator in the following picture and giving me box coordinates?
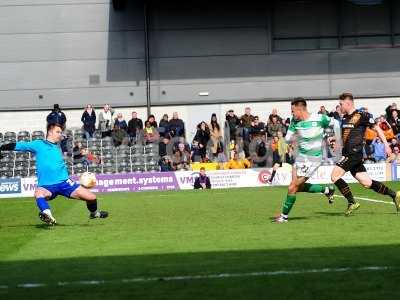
[98,104,114,138]
[173,143,191,170]
[194,167,211,189]
[194,121,210,159]
[127,111,143,143]
[114,113,128,132]
[147,114,158,128]
[159,114,169,137]
[225,109,240,141]
[240,107,254,157]
[372,137,386,162]
[267,116,284,137]
[209,113,222,156]
[47,104,67,129]
[388,109,400,135]
[268,108,282,124]
[143,121,160,144]
[318,106,328,115]
[386,102,399,120]
[169,112,185,137]
[81,104,96,139]
[190,140,203,162]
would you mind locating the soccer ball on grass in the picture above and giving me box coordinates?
[79,172,97,189]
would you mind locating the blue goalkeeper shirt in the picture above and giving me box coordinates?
[15,140,69,186]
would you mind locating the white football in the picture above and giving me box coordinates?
[79,172,97,189]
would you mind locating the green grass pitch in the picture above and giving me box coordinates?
[1,182,400,299]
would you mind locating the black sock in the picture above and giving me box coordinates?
[269,170,277,182]
[86,200,97,213]
[334,178,355,204]
[370,180,396,199]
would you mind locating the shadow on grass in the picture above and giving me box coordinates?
[0,223,105,230]
[1,244,400,299]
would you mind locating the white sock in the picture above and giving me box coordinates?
[43,209,52,217]
[324,187,329,194]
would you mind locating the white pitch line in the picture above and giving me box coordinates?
[0,265,395,290]
[334,195,394,205]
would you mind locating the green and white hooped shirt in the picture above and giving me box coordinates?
[285,113,333,160]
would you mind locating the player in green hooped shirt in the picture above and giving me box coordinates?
[274,97,340,223]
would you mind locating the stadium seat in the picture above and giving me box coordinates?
[4,132,16,142]
[31,131,45,140]
[17,131,30,142]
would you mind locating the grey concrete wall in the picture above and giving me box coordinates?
[1,0,400,111]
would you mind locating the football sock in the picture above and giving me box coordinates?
[86,199,97,212]
[303,183,324,193]
[282,194,296,215]
[269,170,277,182]
[36,197,50,212]
[370,180,396,198]
[334,178,355,204]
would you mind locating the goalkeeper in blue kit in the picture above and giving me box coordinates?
[0,123,108,225]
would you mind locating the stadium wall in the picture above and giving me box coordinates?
[2,1,400,111]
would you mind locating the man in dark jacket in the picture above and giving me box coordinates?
[47,104,66,129]
[169,112,185,137]
[81,104,96,139]
[127,111,143,143]
[225,109,240,141]
[194,167,211,189]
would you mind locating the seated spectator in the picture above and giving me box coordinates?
[169,112,185,137]
[194,121,210,158]
[81,148,101,166]
[225,152,251,169]
[372,137,386,162]
[112,124,129,147]
[72,141,84,162]
[250,116,266,135]
[191,139,203,163]
[159,136,171,157]
[209,113,222,156]
[159,156,174,172]
[388,109,400,135]
[225,109,240,141]
[329,105,342,121]
[173,143,191,170]
[194,167,211,189]
[143,121,160,144]
[159,114,169,137]
[318,106,328,115]
[173,136,190,153]
[386,102,399,120]
[250,136,268,167]
[81,104,96,139]
[267,116,284,137]
[213,144,228,169]
[147,114,158,128]
[268,108,282,124]
[114,113,128,132]
[127,111,143,143]
[378,117,395,142]
[387,146,400,163]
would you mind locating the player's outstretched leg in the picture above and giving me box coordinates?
[71,186,109,219]
[369,180,400,213]
[302,183,335,204]
[34,188,56,225]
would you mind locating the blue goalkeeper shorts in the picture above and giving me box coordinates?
[40,179,80,200]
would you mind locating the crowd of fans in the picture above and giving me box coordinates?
[45,100,400,172]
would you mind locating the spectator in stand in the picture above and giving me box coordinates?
[159,156,174,172]
[190,139,203,163]
[143,120,159,144]
[98,104,114,138]
[250,116,266,135]
[147,114,158,128]
[112,124,129,147]
[385,102,399,120]
[267,116,284,137]
[47,104,67,129]
[194,167,211,189]
[318,106,328,115]
[159,136,171,157]
[127,111,143,143]
[173,143,191,170]
[213,145,228,168]
[225,109,240,141]
[114,113,128,132]
[225,152,251,169]
[268,108,282,124]
[209,113,222,157]
[371,137,386,162]
[72,141,84,162]
[283,117,291,134]
[81,104,96,139]
[378,116,395,142]
[194,121,210,159]
[169,112,185,137]
[159,114,169,137]
[240,107,254,157]
[388,109,400,136]
[329,105,342,122]
[387,146,400,163]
